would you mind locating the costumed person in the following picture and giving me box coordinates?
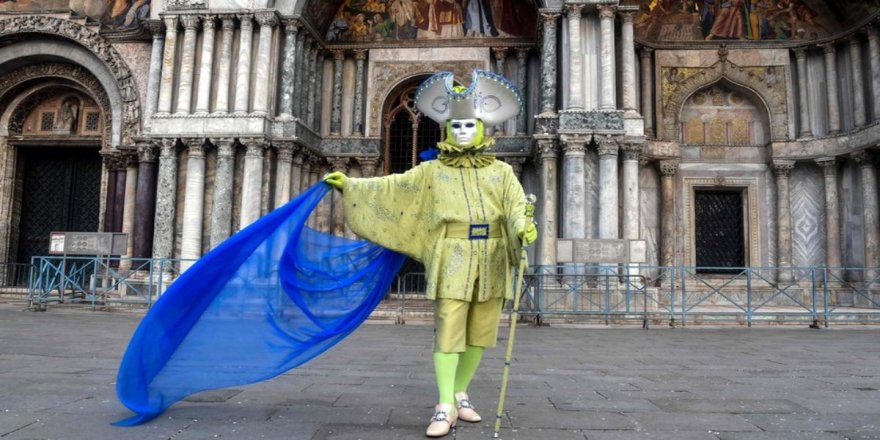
[323,69,537,438]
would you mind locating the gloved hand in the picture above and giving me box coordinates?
[517,222,537,246]
[323,171,346,191]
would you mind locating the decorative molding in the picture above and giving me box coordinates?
[321,137,382,155]
[659,159,679,176]
[596,135,619,157]
[772,159,796,176]
[534,114,559,134]
[559,110,625,132]
[165,0,207,11]
[683,176,761,267]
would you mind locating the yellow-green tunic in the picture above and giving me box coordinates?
[343,158,527,302]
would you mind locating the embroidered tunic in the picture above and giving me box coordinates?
[343,158,526,302]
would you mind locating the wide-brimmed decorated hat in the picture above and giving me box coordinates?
[414,69,522,126]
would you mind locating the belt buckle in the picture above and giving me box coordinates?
[469,224,490,240]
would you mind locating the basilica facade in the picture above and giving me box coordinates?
[1,0,879,305]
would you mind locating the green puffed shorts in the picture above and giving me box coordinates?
[433,296,504,353]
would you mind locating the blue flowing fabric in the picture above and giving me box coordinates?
[114,183,406,426]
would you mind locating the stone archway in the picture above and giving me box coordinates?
[0,16,141,147]
[660,58,788,143]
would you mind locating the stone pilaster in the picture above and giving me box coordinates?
[659,160,678,267]
[239,138,264,228]
[194,15,217,114]
[144,21,165,130]
[308,47,320,129]
[214,16,235,114]
[821,44,841,133]
[868,27,880,121]
[279,19,298,119]
[640,47,654,137]
[597,136,619,239]
[331,50,344,135]
[275,143,294,205]
[621,143,642,240]
[539,10,559,115]
[175,15,200,115]
[120,154,139,270]
[537,139,558,267]
[620,11,638,115]
[598,5,616,111]
[849,36,867,127]
[353,50,367,136]
[312,52,325,130]
[565,4,584,110]
[156,16,179,115]
[210,138,235,248]
[252,12,277,116]
[773,160,795,283]
[180,138,206,271]
[300,37,314,121]
[561,136,587,239]
[816,157,842,279]
[152,138,179,262]
[293,30,305,118]
[852,151,879,286]
[794,48,812,137]
[233,14,253,114]
[515,48,528,134]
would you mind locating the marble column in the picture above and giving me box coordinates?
[620,11,638,115]
[537,139,558,267]
[144,21,165,130]
[120,155,138,270]
[515,48,528,134]
[853,151,879,285]
[293,31,305,118]
[659,160,678,267]
[821,43,841,133]
[239,138,264,228]
[156,16,179,115]
[260,148,274,215]
[214,16,235,114]
[565,4,584,110]
[539,10,559,115]
[598,5,616,111]
[291,152,304,197]
[314,53,326,130]
[275,143,293,205]
[252,12,277,116]
[773,160,795,283]
[330,158,348,236]
[493,47,509,133]
[353,50,367,136]
[561,136,587,239]
[133,142,158,258]
[816,157,842,279]
[621,144,641,240]
[794,48,812,137]
[300,158,312,196]
[152,139,179,262]
[180,138,206,271]
[868,27,880,121]
[194,15,217,114]
[233,14,254,114]
[308,47,320,129]
[298,38,312,120]
[175,15,200,115]
[359,157,378,178]
[849,36,868,127]
[331,50,344,135]
[210,138,235,248]
[279,19,298,119]
[640,47,654,137]
[597,136,619,239]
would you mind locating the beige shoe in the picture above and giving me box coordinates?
[454,392,482,423]
[425,403,457,437]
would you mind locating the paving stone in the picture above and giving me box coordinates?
[630,412,760,431]
[742,413,879,431]
[583,430,719,440]
[648,398,809,414]
[715,432,847,440]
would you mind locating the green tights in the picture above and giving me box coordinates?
[434,345,485,406]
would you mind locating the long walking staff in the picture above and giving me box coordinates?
[494,194,536,439]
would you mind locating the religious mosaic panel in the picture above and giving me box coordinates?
[679,84,767,145]
[628,0,880,42]
[0,0,151,30]
[317,0,537,43]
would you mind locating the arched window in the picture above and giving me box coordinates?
[382,82,443,175]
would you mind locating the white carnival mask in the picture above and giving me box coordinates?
[450,119,479,146]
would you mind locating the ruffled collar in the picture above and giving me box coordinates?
[436,138,496,168]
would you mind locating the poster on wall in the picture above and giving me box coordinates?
[0,0,151,30]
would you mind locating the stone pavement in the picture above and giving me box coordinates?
[0,299,878,440]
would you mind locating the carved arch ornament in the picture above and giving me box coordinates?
[0,63,113,149]
[661,60,788,143]
[368,61,486,137]
[0,16,140,147]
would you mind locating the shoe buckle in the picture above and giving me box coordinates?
[458,399,474,409]
[432,411,449,422]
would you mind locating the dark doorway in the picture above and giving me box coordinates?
[694,189,746,273]
[16,147,101,264]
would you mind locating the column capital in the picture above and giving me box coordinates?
[354,49,368,60]
[219,14,235,30]
[330,157,351,171]
[597,5,617,20]
[215,138,236,156]
[844,34,863,45]
[241,138,265,156]
[815,157,839,175]
[292,150,305,165]
[619,10,637,23]
[772,159,795,176]
[819,42,836,54]
[560,135,587,154]
[659,159,679,176]
[596,135,619,157]
[158,138,179,157]
[639,46,654,59]
[621,143,643,161]
[283,18,299,33]
[162,15,179,30]
[565,3,583,17]
[357,157,380,176]
[201,14,217,29]
[136,139,158,163]
[332,49,345,60]
[255,11,278,27]
[793,46,809,58]
[123,152,139,168]
[237,14,253,28]
[180,14,201,30]
[183,138,206,156]
[540,9,561,21]
[146,19,165,37]
[493,46,509,60]
[536,139,558,159]
[276,142,294,162]
[851,149,875,165]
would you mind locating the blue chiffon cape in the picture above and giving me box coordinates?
[114,183,406,425]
